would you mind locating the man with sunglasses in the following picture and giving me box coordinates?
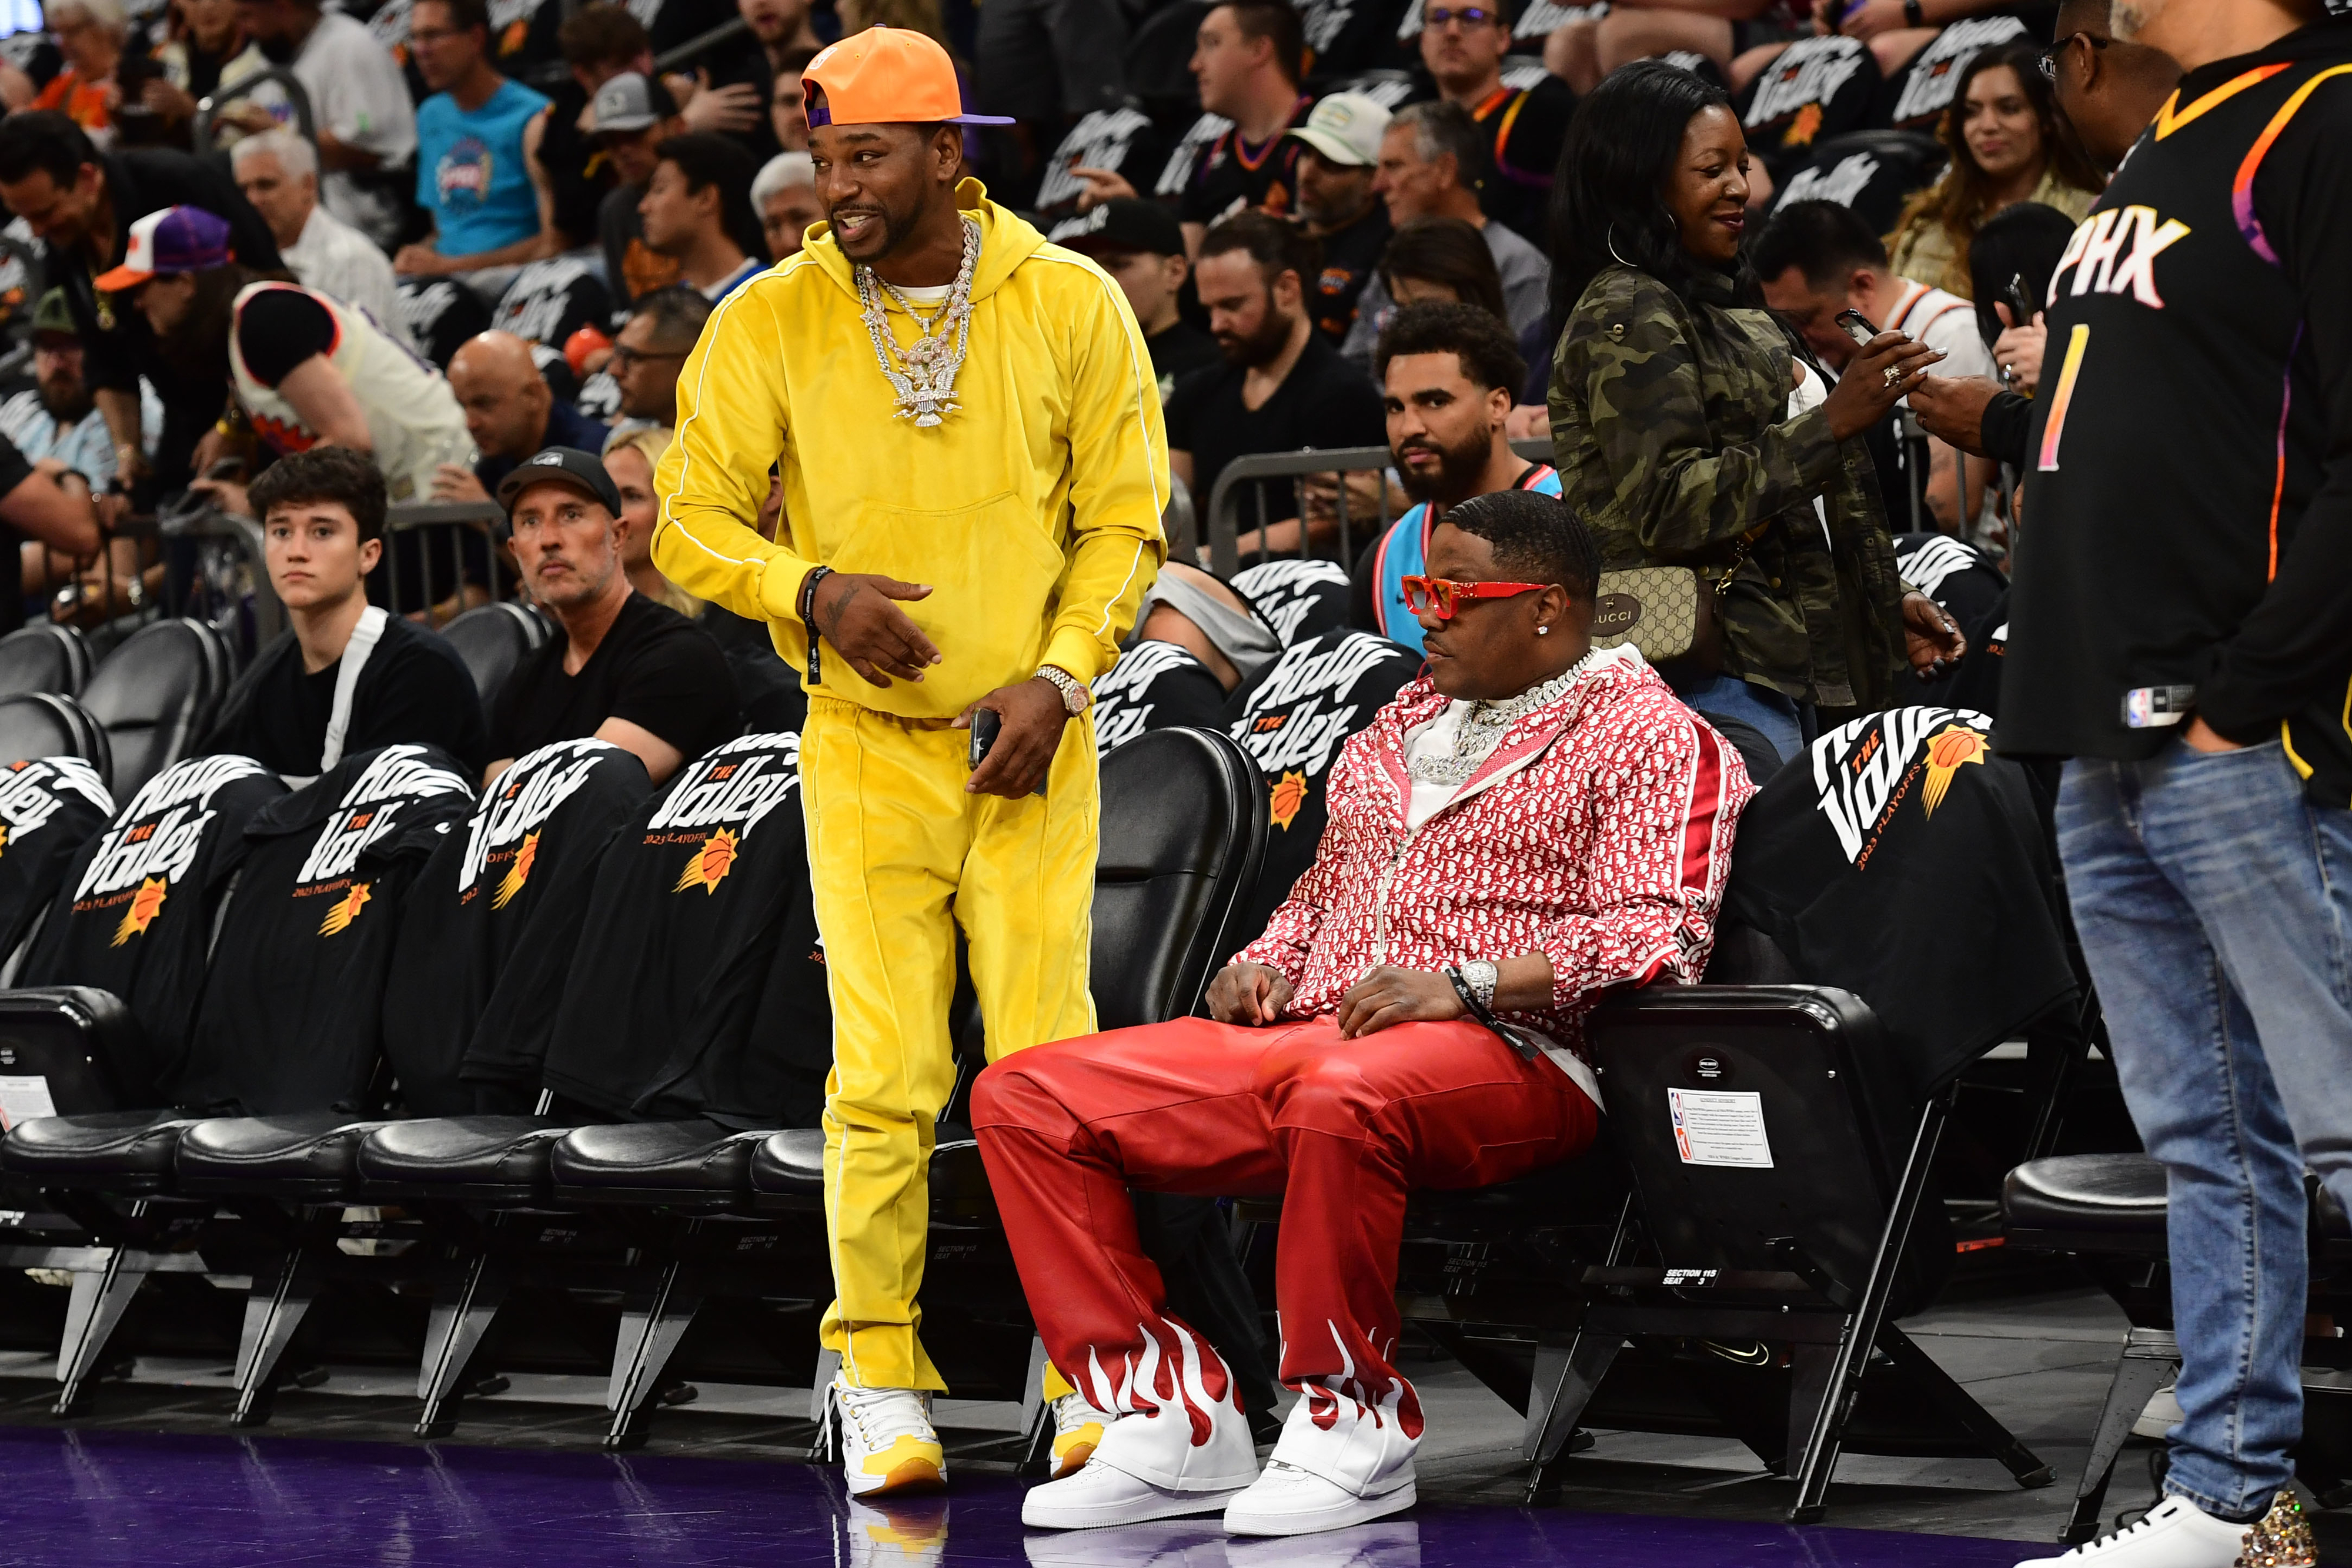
[1415,0,1574,245]
[978,488,1753,1538]
[608,286,713,431]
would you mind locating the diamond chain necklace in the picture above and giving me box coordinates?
[1409,651,1599,787]
[856,212,981,427]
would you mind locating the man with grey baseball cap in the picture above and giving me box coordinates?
[590,71,687,304]
[485,446,735,787]
[1287,91,1392,345]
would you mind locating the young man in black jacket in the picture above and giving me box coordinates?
[0,112,284,502]
[1999,5,2352,1566]
[203,447,488,780]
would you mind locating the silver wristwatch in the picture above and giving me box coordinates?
[1037,664,1090,715]
[1461,960,1499,1011]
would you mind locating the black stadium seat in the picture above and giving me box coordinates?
[0,694,112,783]
[78,619,235,799]
[367,725,1268,1448]
[439,602,550,713]
[0,624,92,697]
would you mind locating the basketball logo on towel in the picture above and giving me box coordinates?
[1269,771,1310,832]
[112,876,168,947]
[318,880,373,936]
[674,828,740,894]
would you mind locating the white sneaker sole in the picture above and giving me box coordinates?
[1224,1479,1417,1537]
[1023,1482,1248,1531]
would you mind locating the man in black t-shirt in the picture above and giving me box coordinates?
[488,446,737,785]
[1167,212,1387,561]
[1049,199,1221,402]
[204,449,488,780]
[1289,92,1394,345]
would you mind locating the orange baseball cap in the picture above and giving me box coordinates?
[803,25,1013,129]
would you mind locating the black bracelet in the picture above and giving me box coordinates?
[1443,965,1501,1029]
[798,564,834,686]
[1903,0,1925,25]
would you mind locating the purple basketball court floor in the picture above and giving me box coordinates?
[0,1423,2042,1568]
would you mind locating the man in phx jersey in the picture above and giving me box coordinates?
[1996,3,2352,1566]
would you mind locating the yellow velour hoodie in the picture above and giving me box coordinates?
[652,179,1169,720]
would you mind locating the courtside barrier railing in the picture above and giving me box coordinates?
[383,502,513,626]
[25,497,515,663]
[1201,438,1553,576]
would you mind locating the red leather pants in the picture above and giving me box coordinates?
[971,1016,1598,1440]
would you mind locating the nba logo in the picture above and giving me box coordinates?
[2125,689,2154,728]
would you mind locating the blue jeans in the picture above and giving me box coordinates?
[1672,674,1806,761]
[2057,741,2352,1519]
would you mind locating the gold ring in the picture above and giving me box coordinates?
[1883,366,1904,389]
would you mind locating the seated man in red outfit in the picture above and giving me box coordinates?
[973,490,1756,1539]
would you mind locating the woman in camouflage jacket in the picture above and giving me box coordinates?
[1545,63,1966,753]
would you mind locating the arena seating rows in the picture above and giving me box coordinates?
[0,626,2126,1520]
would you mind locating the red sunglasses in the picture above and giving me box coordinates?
[1401,574,1549,620]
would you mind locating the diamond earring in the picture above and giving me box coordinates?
[1536,626,1550,636]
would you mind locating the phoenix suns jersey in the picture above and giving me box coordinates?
[2002,22,2352,804]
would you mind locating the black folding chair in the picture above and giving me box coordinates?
[1523,984,2056,1523]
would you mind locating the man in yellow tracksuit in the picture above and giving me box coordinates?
[650,26,1165,1498]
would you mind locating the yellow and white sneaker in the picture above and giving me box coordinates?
[1048,1391,1106,1479]
[827,1375,947,1497]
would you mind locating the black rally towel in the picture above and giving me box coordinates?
[1736,33,1883,179]
[540,733,830,1128]
[1093,641,1230,755]
[0,757,115,964]
[1722,706,2076,1100]
[1222,628,1421,951]
[19,755,287,1104]
[179,745,477,1114]
[381,738,650,1114]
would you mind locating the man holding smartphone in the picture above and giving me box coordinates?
[653,28,1166,1497]
[1999,3,2352,1565]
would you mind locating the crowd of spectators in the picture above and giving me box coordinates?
[0,0,2300,838]
[0,0,2177,600]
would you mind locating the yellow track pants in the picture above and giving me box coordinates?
[802,696,1100,1391]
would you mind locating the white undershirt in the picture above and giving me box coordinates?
[1404,702,1477,830]
[887,282,953,308]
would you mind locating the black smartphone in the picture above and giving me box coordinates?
[2000,272,2037,331]
[1834,307,1885,347]
[205,456,245,481]
[968,709,1047,797]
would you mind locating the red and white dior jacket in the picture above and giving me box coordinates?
[1235,653,1756,1057]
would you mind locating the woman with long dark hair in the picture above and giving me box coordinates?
[1886,40,2104,299]
[1546,61,1962,755]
